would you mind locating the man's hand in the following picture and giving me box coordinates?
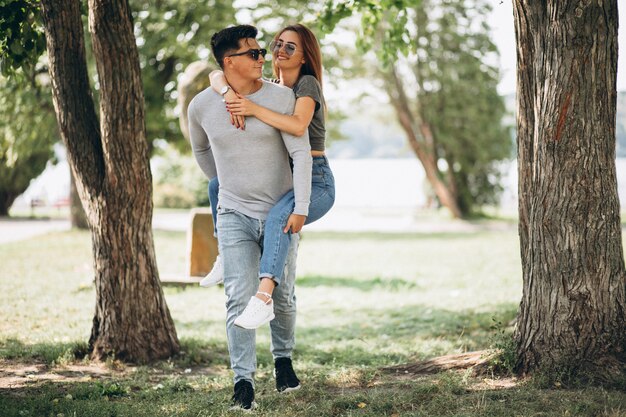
[283,214,306,234]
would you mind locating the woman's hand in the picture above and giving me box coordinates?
[226,97,259,117]
[223,90,245,130]
[283,214,306,234]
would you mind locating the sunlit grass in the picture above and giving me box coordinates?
[1,227,624,416]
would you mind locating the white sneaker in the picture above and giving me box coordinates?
[199,255,223,287]
[234,294,275,329]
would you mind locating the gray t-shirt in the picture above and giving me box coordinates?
[188,80,312,219]
[293,75,326,152]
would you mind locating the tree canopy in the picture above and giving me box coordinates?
[0,69,57,215]
[319,0,512,216]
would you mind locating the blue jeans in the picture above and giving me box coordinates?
[209,156,335,285]
[217,208,299,386]
[208,177,219,237]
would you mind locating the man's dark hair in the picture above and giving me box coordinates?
[211,25,258,69]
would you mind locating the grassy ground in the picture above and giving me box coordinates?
[0,226,625,416]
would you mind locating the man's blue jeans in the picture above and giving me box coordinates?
[217,207,299,386]
[209,156,335,285]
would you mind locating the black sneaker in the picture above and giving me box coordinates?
[275,357,301,393]
[230,380,255,410]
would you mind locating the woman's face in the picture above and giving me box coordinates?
[273,30,304,71]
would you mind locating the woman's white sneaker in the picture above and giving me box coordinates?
[199,255,223,287]
[234,295,275,329]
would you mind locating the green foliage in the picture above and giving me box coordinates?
[103,0,326,152]
[318,0,417,67]
[488,318,517,375]
[96,382,129,398]
[0,0,46,76]
[129,0,237,152]
[1,0,333,163]
[152,144,208,208]
[415,0,512,214]
[0,73,57,215]
[320,0,512,216]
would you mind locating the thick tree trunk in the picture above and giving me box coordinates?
[513,0,626,378]
[40,0,179,362]
[0,191,17,216]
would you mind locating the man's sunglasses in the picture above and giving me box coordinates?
[226,48,267,61]
[270,41,297,57]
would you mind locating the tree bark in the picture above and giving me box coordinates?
[40,0,179,362]
[69,169,88,229]
[513,0,626,378]
[0,191,17,216]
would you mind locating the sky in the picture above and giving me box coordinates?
[490,1,626,94]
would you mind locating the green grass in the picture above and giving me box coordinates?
[0,227,625,416]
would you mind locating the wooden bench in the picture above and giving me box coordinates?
[187,208,218,277]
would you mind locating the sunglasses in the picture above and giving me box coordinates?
[226,48,267,61]
[270,41,297,57]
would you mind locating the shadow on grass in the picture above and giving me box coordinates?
[0,338,89,363]
[3,305,626,417]
[165,302,519,371]
[296,274,419,291]
[2,362,625,417]
[292,303,518,368]
[0,337,231,369]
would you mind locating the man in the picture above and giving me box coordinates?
[187,25,312,410]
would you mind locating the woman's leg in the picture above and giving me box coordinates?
[304,156,335,224]
[258,191,296,287]
[259,157,336,286]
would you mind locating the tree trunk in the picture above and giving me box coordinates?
[69,169,88,229]
[0,191,17,216]
[40,0,179,362]
[385,66,463,218]
[513,0,626,379]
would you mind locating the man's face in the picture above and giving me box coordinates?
[223,38,265,81]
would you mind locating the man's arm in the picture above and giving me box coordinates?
[188,98,217,179]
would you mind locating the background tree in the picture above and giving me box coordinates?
[0,0,239,216]
[38,0,179,361]
[513,0,625,381]
[320,0,512,218]
[129,0,236,152]
[0,0,46,76]
[1,0,333,218]
[0,0,53,215]
[0,72,56,215]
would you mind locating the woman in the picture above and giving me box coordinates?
[202,24,335,330]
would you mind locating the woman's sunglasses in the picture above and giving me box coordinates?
[226,48,267,61]
[270,41,297,57]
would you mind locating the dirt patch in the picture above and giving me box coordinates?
[0,360,117,389]
[0,359,229,390]
[469,377,519,390]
